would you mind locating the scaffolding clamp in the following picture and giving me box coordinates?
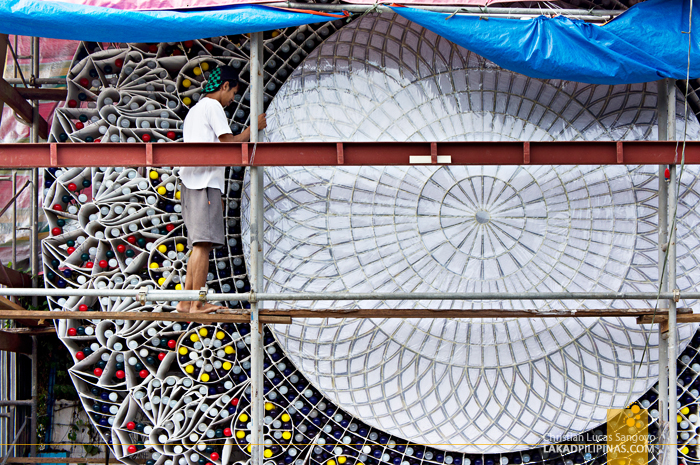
[138,287,148,306]
[199,287,208,303]
[674,289,681,302]
[249,291,257,304]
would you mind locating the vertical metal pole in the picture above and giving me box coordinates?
[657,79,670,430]
[668,163,678,465]
[29,336,37,458]
[29,36,40,457]
[663,78,678,465]
[249,31,265,465]
[29,37,40,308]
[11,171,17,271]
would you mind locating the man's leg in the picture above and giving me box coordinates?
[176,242,228,313]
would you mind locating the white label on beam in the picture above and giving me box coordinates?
[409,155,452,164]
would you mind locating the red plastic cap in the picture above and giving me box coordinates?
[223,428,232,437]
[167,339,177,349]
[167,131,176,140]
[67,99,78,108]
[75,351,85,361]
[79,78,89,88]
[126,421,136,430]
[139,370,149,379]
[166,224,175,232]
[53,204,63,212]
[67,327,77,336]
[158,352,166,361]
[126,236,136,244]
[85,262,94,268]
[79,304,88,311]
[665,167,671,179]
[148,44,158,53]
[127,445,137,454]
[67,182,78,191]
[51,227,62,236]
[98,260,108,268]
[115,59,124,68]
[231,398,239,406]
[116,244,126,253]
[142,134,152,142]
[75,121,84,130]
[115,370,126,379]
[93,367,103,376]
[184,40,194,48]
[67,247,76,255]
[210,452,220,461]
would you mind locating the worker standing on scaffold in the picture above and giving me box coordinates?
[176,65,267,313]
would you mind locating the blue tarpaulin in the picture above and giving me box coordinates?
[0,0,344,42]
[391,0,700,84]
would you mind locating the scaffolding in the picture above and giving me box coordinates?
[0,23,693,465]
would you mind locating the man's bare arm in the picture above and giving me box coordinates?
[218,133,237,143]
[217,114,267,143]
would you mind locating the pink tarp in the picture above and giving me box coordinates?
[42,0,517,10]
[0,36,76,265]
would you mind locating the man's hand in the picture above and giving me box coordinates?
[228,114,267,143]
[256,113,267,131]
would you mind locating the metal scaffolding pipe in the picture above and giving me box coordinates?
[657,77,671,434]
[1,287,700,301]
[11,171,17,272]
[668,163,678,465]
[29,37,39,310]
[0,401,32,407]
[249,31,265,465]
[3,78,65,86]
[29,337,37,460]
[659,77,677,465]
[29,38,40,457]
[267,2,622,20]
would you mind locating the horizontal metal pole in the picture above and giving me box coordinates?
[1,287,699,301]
[0,308,692,323]
[270,2,621,20]
[1,141,699,168]
[4,78,65,86]
[0,401,31,407]
[257,291,700,301]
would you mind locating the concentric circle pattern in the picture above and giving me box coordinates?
[39,11,700,465]
[243,13,700,453]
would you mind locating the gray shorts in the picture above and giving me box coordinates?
[181,186,225,249]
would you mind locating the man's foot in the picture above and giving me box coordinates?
[175,301,191,313]
[189,302,229,314]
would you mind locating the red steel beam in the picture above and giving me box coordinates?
[0,141,698,168]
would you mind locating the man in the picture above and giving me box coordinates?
[177,65,267,313]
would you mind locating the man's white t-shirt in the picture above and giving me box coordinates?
[179,97,233,193]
